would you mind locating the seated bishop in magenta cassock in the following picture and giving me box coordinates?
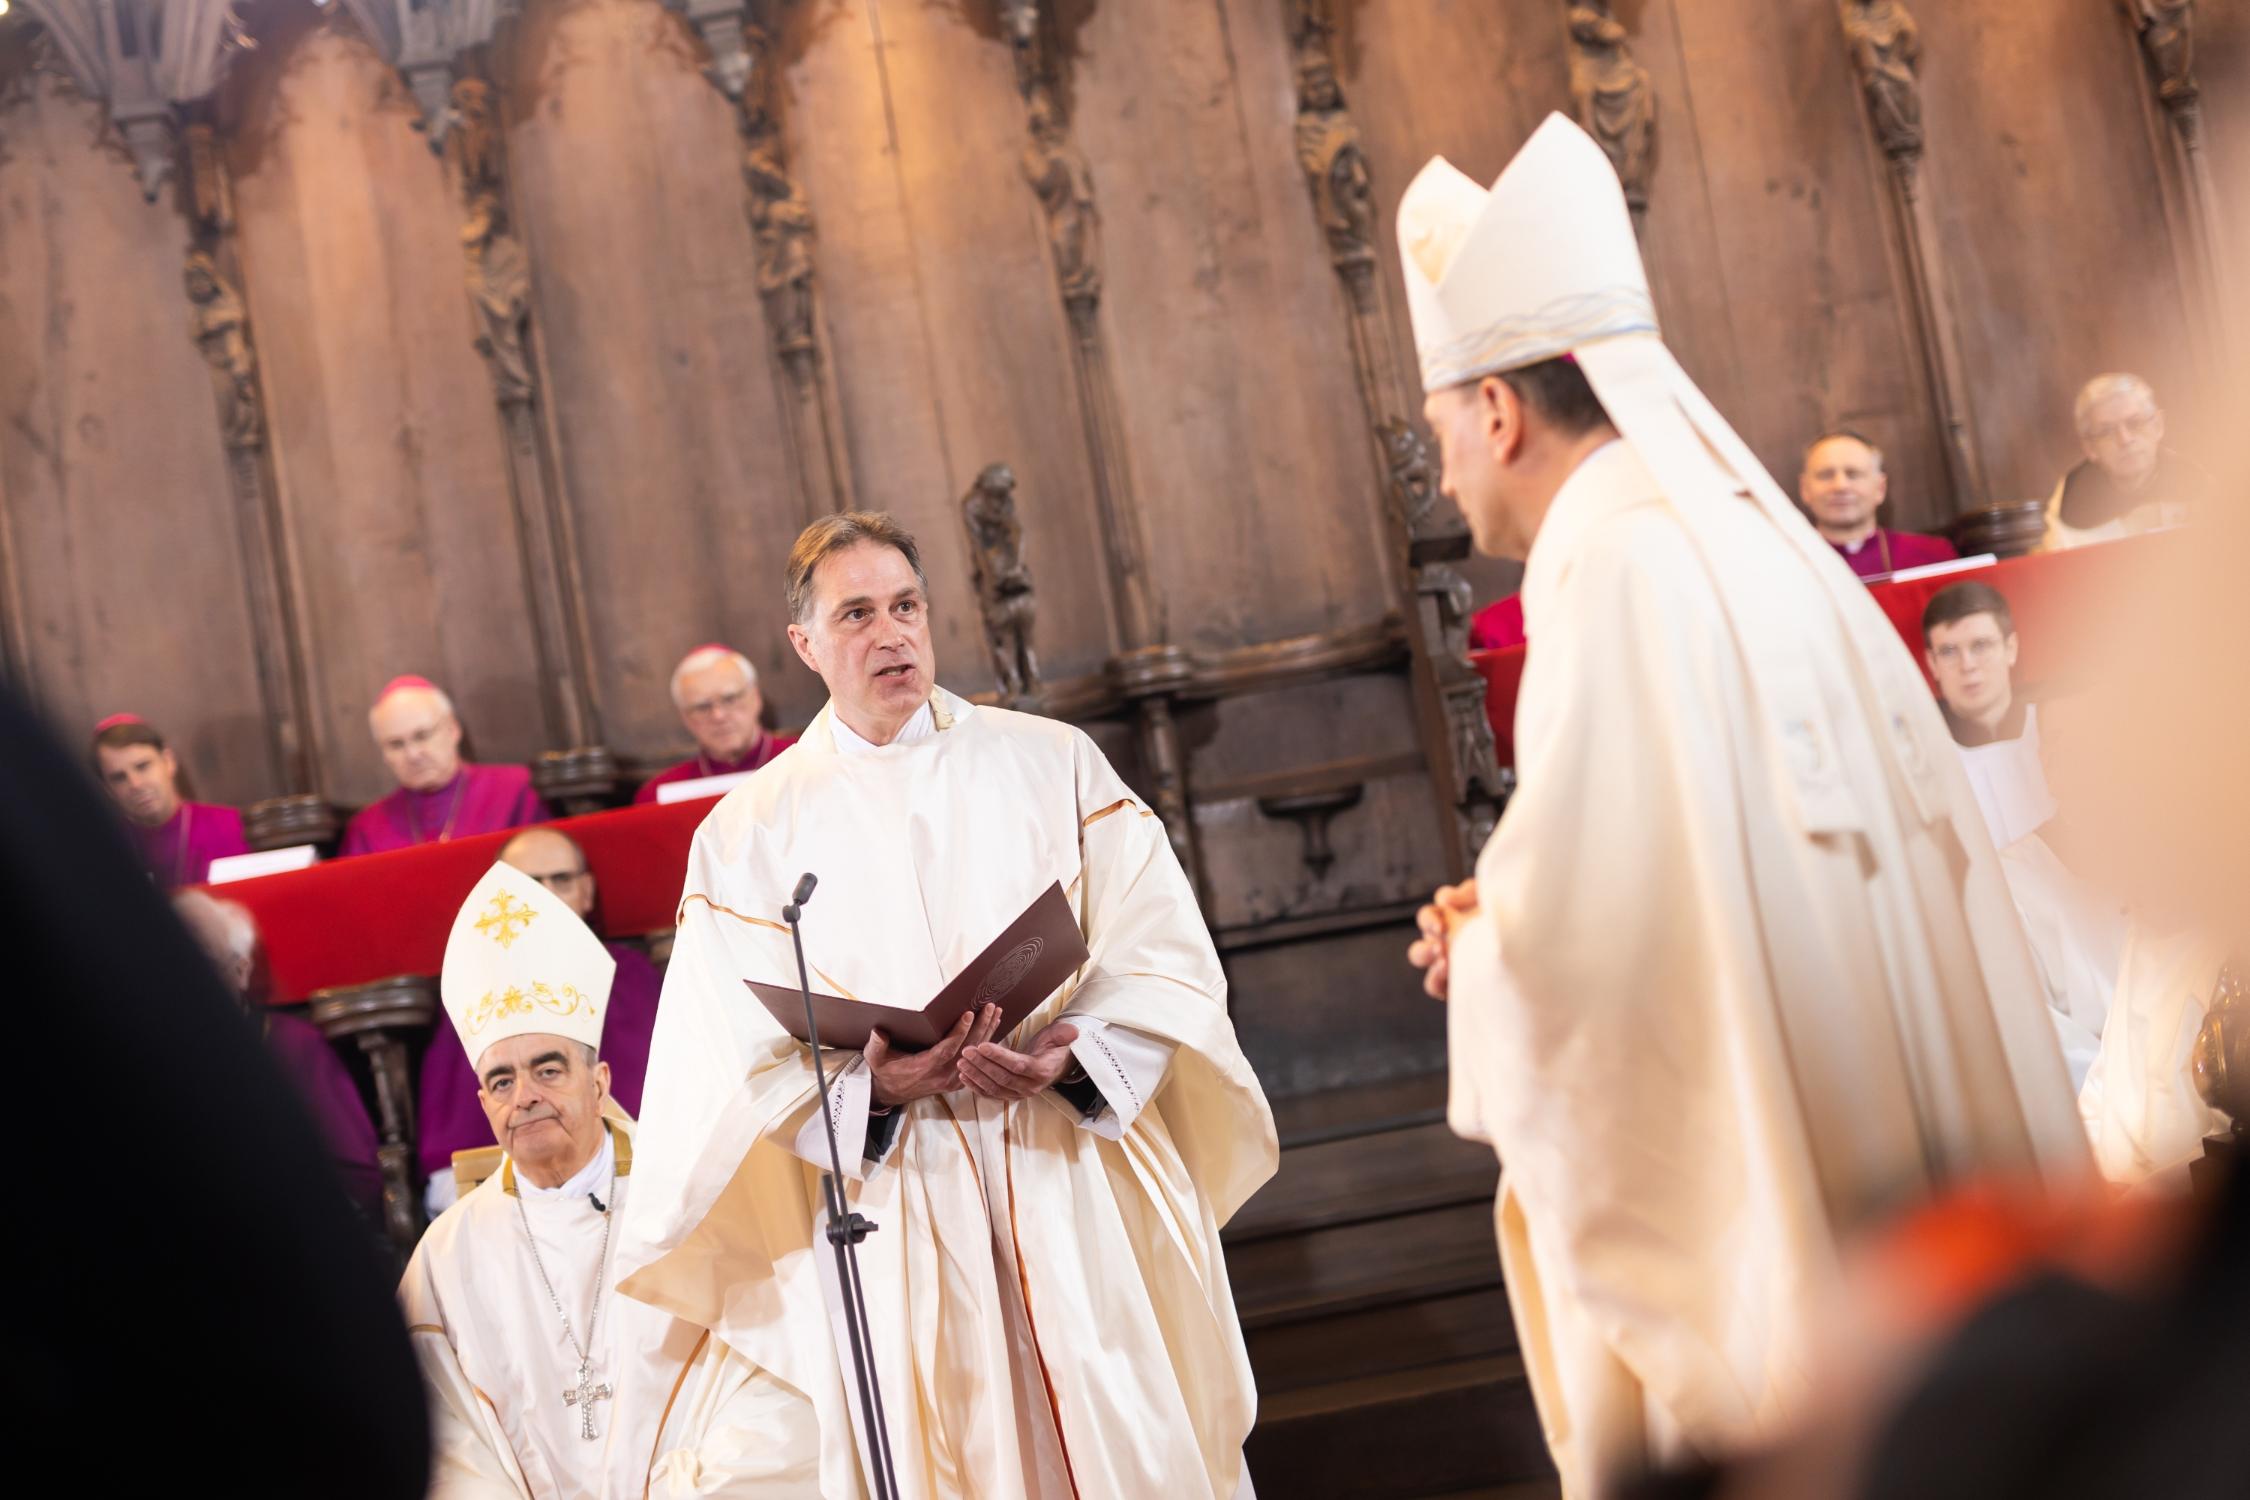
[633,644,795,803]
[173,890,386,1221]
[91,714,248,887]
[339,676,548,857]
[416,826,662,1219]
[1800,430,1957,580]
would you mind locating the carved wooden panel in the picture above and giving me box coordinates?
[503,0,808,758]
[0,70,274,799]
[223,13,542,804]
[1913,0,2197,504]
[777,0,1116,689]
[1057,0,1393,650]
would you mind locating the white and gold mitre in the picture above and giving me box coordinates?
[1397,112,1657,393]
[440,861,614,1067]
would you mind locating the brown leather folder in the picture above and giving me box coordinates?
[743,881,1090,1051]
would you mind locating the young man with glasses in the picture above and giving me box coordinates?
[633,644,796,803]
[1924,581,2053,847]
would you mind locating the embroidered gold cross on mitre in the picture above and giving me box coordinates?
[475,891,538,948]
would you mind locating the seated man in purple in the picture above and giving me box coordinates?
[415,824,663,1217]
[633,643,796,803]
[174,888,386,1221]
[338,675,547,856]
[1799,430,1958,580]
[91,713,248,887]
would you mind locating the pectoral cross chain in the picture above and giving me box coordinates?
[564,1359,612,1440]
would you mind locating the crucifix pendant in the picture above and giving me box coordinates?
[563,1360,612,1440]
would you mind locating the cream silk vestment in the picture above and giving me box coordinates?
[616,690,1277,1500]
[1444,443,2090,1496]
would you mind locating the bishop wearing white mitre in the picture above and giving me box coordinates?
[616,513,1277,1500]
[402,861,821,1498]
[1401,117,2089,1494]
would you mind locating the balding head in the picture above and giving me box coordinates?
[369,677,462,793]
[2073,373,2164,489]
[173,889,259,1003]
[500,825,595,920]
[669,645,764,764]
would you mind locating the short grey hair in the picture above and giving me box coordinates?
[1802,429,1886,473]
[668,646,757,707]
[368,680,455,726]
[784,512,931,626]
[2073,372,2158,434]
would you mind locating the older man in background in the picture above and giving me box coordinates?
[340,675,548,856]
[418,825,664,1219]
[633,645,795,804]
[174,888,386,1219]
[2044,373,2204,549]
[1799,430,1958,579]
[92,714,248,886]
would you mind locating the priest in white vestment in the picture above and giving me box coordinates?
[2078,928,2232,1185]
[402,862,821,1499]
[615,514,1277,1500]
[1399,116,2088,1497]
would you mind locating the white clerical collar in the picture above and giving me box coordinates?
[516,1123,615,1202]
[831,699,936,756]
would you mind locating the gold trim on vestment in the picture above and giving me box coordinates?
[407,1323,446,1337]
[643,1328,713,1500]
[499,1120,631,1198]
[677,893,790,934]
[1080,798,1153,829]
[1005,1116,1082,1499]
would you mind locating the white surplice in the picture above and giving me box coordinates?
[403,1118,822,1499]
[2079,926,2230,1184]
[616,688,1276,1500]
[1952,704,2057,851]
[1998,830,2126,1090]
[1447,441,2090,1496]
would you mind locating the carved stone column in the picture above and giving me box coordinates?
[731,19,855,521]
[1284,4,1502,878]
[441,74,618,810]
[2121,2,2234,374]
[1840,1,1990,512]
[1565,2,1656,226]
[1005,6,1201,895]
[178,121,339,849]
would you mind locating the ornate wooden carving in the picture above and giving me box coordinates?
[2121,2,2233,368]
[437,70,617,798]
[1840,1,1989,514]
[962,463,1043,709]
[1257,784,1365,882]
[1003,4,1193,890]
[1565,2,1655,217]
[733,16,853,517]
[1384,421,1504,870]
[1947,499,2049,560]
[310,974,440,1256]
[177,119,336,841]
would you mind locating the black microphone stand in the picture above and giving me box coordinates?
[782,873,900,1500]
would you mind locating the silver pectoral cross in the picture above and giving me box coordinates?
[563,1359,612,1441]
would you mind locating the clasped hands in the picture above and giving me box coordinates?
[864,1003,1082,1108]
[1406,879,1479,1001]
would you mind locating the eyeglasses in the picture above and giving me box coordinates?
[522,868,588,889]
[1930,638,2005,666]
[2081,410,2159,446]
[682,687,750,721]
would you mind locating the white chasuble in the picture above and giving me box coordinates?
[1447,442,2089,1497]
[2079,927,2230,1185]
[616,689,1277,1500]
[402,1119,821,1499]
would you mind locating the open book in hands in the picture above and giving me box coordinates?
[743,881,1091,1052]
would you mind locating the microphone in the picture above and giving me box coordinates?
[588,1191,607,1215]
[792,872,818,906]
